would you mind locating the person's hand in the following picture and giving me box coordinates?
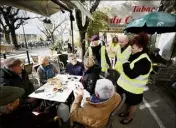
[74,87,84,97]
[76,82,84,89]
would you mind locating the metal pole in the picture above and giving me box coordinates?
[3,53,6,59]
[22,23,30,64]
[70,12,74,53]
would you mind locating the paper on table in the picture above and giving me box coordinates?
[81,90,91,107]
[67,81,84,90]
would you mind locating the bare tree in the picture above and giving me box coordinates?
[38,19,66,43]
[0,6,30,49]
[75,0,101,58]
[57,23,69,41]
[0,14,10,43]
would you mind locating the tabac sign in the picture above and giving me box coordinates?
[106,5,157,27]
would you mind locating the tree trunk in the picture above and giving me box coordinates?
[10,27,19,49]
[4,32,10,44]
[50,32,55,44]
[79,30,86,59]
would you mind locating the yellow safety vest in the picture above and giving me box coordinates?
[117,53,153,94]
[109,42,119,58]
[101,46,109,72]
[88,46,109,72]
[114,45,131,74]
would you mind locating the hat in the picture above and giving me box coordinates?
[3,58,22,68]
[95,79,115,100]
[0,86,24,106]
[90,35,99,41]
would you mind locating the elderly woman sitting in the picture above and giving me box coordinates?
[66,54,84,76]
[70,79,121,128]
[37,56,58,85]
[81,57,101,95]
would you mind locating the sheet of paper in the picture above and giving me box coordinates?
[81,90,91,107]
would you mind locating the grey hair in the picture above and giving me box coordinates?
[0,105,10,114]
[95,79,115,100]
[38,56,50,65]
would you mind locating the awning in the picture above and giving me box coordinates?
[0,0,93,19]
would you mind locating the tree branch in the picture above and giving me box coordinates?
[52,19,66,32]
[83,16,89,30]
[90,0,101,14]
[13,17,30,24]
[83,0,100,30]
[15,21,23,29]
[43,26,51,36]
[37,26,48,37]
[11,8,20,18]
[75,9,83,30]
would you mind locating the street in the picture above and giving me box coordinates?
[0,47,55,63]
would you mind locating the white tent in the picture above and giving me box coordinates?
[0,0,93,19]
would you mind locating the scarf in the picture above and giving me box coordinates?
[40,64,55,80]
[90,94,108,103]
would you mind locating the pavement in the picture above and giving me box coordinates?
[0,47,56,64]
[1,47,176,128]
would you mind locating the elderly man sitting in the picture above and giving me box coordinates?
[66,54,84,76]
[0,86,58,128]
[70,79,121,128]
[0,58,35,102]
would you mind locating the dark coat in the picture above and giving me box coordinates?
[81,65,101,95]
[0,68,34,99]
[123,52,151,79]
[66,61,85,76]
[91,44,111,67]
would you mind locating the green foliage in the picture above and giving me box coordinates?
[87,11,108,38]
[49,40,64,53]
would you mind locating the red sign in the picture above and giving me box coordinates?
[105,5,156,25]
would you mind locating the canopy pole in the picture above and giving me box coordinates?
[22,23,30,64]
[70,12,75,53]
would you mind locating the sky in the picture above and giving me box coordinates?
[16,1,127,35]
[15,0,160,38]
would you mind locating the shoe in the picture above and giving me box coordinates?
[118,112,129,117]
[120,118,133,125]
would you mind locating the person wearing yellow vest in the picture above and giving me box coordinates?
[108,36,119,67]
[114,34,131,74]
[84,35,111,73]
[116,33,152,124]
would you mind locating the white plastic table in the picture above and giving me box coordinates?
[29,74,82,102]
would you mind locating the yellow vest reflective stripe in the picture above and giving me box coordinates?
[117,53,153,94]
[114,45,131,74]
[101,46,109,72]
